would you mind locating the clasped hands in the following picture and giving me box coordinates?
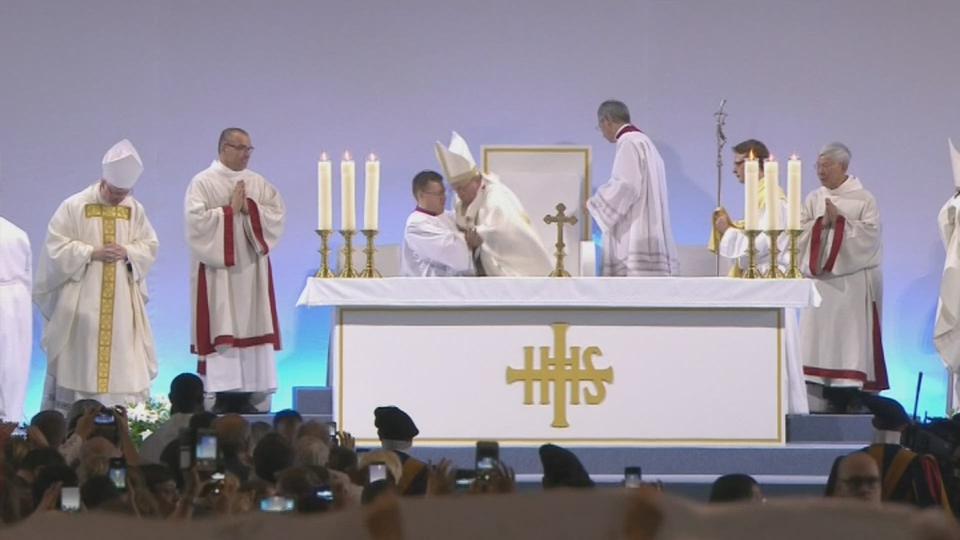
[91,243,127,263]
[230,180,249,214]
[458,226,483,250]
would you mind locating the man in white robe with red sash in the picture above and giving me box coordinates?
[186,128,285,413]
[587,100,678,276]
[0,215,33,421]
[799,142,887,411]
[434,131,552,277]
[934,138,960,414]
[34,139,159,412]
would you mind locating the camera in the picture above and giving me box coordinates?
[475,441,499,480]
[369,462,388,484]
[260,496,295,513]
[194,428,219,473]
[624,466,643,488]
[61,486,81,512]
[108,458,127,491]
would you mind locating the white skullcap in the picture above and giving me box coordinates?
[101,139,143,189]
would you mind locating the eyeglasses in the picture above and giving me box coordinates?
[224,143,255,153]
[422,190,446,198]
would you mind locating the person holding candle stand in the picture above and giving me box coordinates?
[711,138,808,414]
[185,127,286,414]
[799,142,887,413]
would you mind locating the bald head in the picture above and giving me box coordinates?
[835,452,881,504]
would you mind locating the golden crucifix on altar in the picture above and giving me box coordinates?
[544,203,578,277]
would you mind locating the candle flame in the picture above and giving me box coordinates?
[790,153,799,160]
[768,153,776,162]
[320,151,329,161]
[368,153,378,162]
[343,151,352,161]
[748,149,756,160]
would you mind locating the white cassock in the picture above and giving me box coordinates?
[935,195,960,414]
[400,209,474,277]
[715,194,809,414]
[799,176,887,390]
[33,185,159,411]
[0,217,32,421]
[186,160,285,399]
[455,174,553,277]
[588,125,678,276]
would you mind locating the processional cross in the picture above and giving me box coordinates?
[543,203,578,277]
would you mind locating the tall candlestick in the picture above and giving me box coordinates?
[318,152,332,230]
[364,153,380,231]
[764,156,780,230]
[340,151,356,231]
[744,153,760,230]
[787,155,802,230]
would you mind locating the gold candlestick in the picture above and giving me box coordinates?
[785,229,803,279]
[314,230,335,278]
[359,229,382,278]
[742,230,762,279]
[765,230,785,279]
[338,230,359,278]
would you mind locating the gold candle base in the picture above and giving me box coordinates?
[785,229,803,279]
[742,230,762,279]
[359,229,382,278]
[765,230,785,279]
[338,230,359,278]
[314,230,335,278]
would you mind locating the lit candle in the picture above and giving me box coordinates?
[764,155,780,230]
[744,151,760,230]
[363,154,380,231]
[318,152,332,230]
[340,151,356,231]
[787,154,802,230]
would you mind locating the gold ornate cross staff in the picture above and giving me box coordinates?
[544,203,578,277]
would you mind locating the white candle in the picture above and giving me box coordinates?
[787,155,802,230]
[317,152,332,230]
[744,153,760,230]
[764,156,780,230]
[340,151,356,231]
[363,154,380,231]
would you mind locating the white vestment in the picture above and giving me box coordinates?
[0,217,32,421]
[588,125,678,276]
[33,185,159,411]
[799,177,887,390]
[455,174,552,277]
[401,209,474,277]
[934,196,960,413]
[186,160,284,395]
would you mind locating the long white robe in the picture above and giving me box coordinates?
[0,217,32,421]
[588,125,678,276]
[934,196,960,413]
[455,174,552,277]
[400,209,474,277]
[185,160,284,395]
[33,184,158,411]
[799,177,887,390]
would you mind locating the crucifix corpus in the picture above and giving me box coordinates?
[543,203,578,277]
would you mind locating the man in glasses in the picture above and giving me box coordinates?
[34,139,159,413]
[400,170,474,277]
[185,127,286,414]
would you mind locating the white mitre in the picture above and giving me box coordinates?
[101,138,144,189]
[950,138,960,189]
[434,131,480,185]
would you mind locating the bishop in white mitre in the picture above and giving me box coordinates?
[0,215,32,421]
[34,139,159,412]
[434,131,552,276]
[185,128,284,413]
[400,169,474,276]
[588,100,678,276]
[934,138,960,414]
[800,143,887,400]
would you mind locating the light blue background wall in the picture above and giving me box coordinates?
[2,0,957,420]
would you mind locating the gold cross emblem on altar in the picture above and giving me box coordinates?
[506,323,613,428]
[543,203,577,277]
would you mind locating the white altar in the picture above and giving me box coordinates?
[297,277,820,447]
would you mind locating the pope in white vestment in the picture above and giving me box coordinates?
[800,143,887,393]
[434,132,552,277]
[934,138,960,414]
[185,128,284,411]
[401,170,474,277]
[0,216,32,421]
[588,100,678,276]
[34,140,159,412]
